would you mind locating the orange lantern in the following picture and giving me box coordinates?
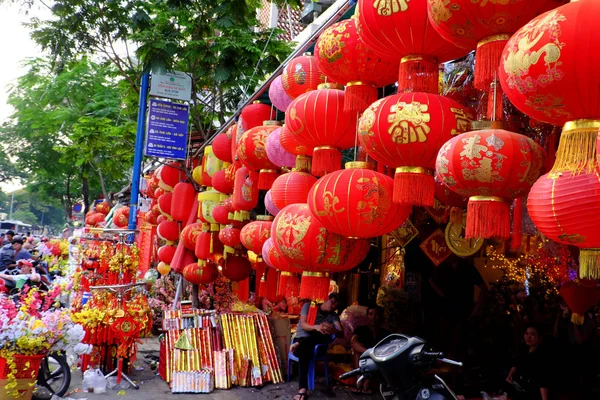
[240,217,273,254]
[113,207,129,228]
[157,220,180,242]
[285,84,358,176]
[158,192,173,216]
[436,129,545,239]
[212,132,233,163]
[95,202,110,215]
[158,245,177,265]
[232,167,259,212]
[308,162,411,238]
[171,182,196,222]
[281,54,328,99]
[181,222,203,251]
[184,261,218,285]
[358,92,473,206]
[270,171,317,210]
[237,122,280,189]
[157,261,171,275]
[222,255,252,282]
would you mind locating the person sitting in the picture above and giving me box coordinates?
[12,237,33,262]
[290,293,343,400]
[0,259,40,291]
[350,306,390,394]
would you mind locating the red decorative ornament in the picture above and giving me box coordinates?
[357,0,467,93]
[436,129,545,239]
[157,162,181,191]
[427,0,562,91]
[308,163,411,238]
[358,92,473,206]
[560,280,600,325]
[315,18,399,112]
[158,192,173,216]
[285,84,359,176]
[218,227,241,248]
[232,167,259,212]
[212,132,233,163]
[86,213,105,227]
[281,54,328,99]
[146,176,160,197]
[212,205,231,225]
[222,255,252,282]
[184,261,219,285]
[181,222,203,251]
[95,202,110,215]
[237,122,280,189]
[212,169,234,195]
[223,196,235,213]
[240,217,273,254]
[171,182,196,222]
[158,245,177,265]
[157,220,180,242]
[113,207,129,228]
[270,172,317,210]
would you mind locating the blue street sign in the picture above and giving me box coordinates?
[144,99,189,160]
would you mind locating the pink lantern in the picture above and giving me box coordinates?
[269,75,293,112]
[264,190,280,217]
[266,127,296,169]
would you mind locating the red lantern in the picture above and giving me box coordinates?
[232,167,259,212]
[195,231,213,260]
[157,214,170,224]
[212,205,231,225]
[212,169,234,195]
[427,0,562,91]
[113,207,129,228]
[154,188,165,199]
[184,261,218,285]
[171,182,196,222]
[157,162,181,191]
[239,102,275,137]
[270,172,317,210]
[357,0,467,93]
[308,162,411,238]
[240,217,273,254]
[222,255,252,282]
[279,124,313,172]
[212,132,233,163]
[218,227,241,248]
[151,203,161,217]
[237,122,280,189]
[358,92,473,206]
[285,84,358,176]
[229,124,243,169]
[86,213,105,227]
[281,54,328,99]
[436,129,545,239]
[147,176,160,197]
[157,220,180,242]
[145,211,158,225]
[158,193,173,216]
[158,245,177,265]
[315,18,399,112]
[95,202,110,215]
[181,222,203,251]
[559,280,600,325]
[157,261,171,275]
[527,170,600,279]
[434,175,468,208]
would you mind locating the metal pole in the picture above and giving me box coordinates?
[128,72,151,230]
[9,192,14,220]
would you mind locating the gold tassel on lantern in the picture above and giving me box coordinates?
[551,120,600,174]
[579,249,600,280]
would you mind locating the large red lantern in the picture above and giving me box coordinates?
[527,170,600,279]
[212,132,233,163]
[270,172,317,210]
[218,227,241,248]
[240,217,273,254]
[222,255,252,282]
[358,92,473,206]
[436,128,545,239]
[157,220,180,242]
[232,167,259,212]
[285,84,358,176]
[158,245,177,265]
[171,182,196,222]
[308,162,411,238]
[212,169,234,195]
[357,0,467,93]
[181,222,203,251]
[560,280,600,325]
[113,207,129,228]
[157,162,181,191]
[427,0,563,91]
[237,122,280,189]
[281,54,328,99]
[315,18,399,112]
[184,261,218,285]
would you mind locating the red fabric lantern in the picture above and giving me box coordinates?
[436,129,545,239]
[158,245,177,265]
[358,92,473,206]
[212,169,234,195]
[285,84,358,176]
[279,124,313,172]
[427,0,562,91]
[86,213,105,227]
[212,205,231,225]
[229,124,243,169]
[559,280,600,325]
[158,192,173,216]
[237,122,280,189]
[95,201,110,215]
[157,162,181,191]
[181,222,203,251]
[357,0,467,93]
[239,102,275,136]
[281,54,328,99]
[270,172,317,210]
[434,175,468,208]
[218,227,241,248]
[222,255,252,282]
[171,182,196,222]
[240,217,273,254]
[157,220,180,242]
[308,163,411,238]
[315,18,399,112]
[184,261,218,285]
[232,167,259,212]
[113,207,129,228]
[212,132,233,163]
[147,176,160,198]
[195,231,213,260]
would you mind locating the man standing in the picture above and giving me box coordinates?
[0,231,16,272]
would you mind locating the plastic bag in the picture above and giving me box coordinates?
[92,369,107,394]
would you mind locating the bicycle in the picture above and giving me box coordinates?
[32,352,71,400]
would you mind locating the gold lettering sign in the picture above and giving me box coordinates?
[374,0,409,16]
[388,101,431,144]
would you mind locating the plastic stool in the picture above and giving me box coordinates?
[287,340,331,390]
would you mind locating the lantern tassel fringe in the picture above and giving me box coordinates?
[299,275,330,302]
[278,273,299,298]
[393,171,434,207]
[551,127,597,174]
[398,58,438,94]
[571,313,585,325]
[344,84,378,114]
[258,170,279,191]
[466,198,510,239]
[306,302,319,326]
[312,147,342,177]
[579,249,600,280]
[475,38,509,91]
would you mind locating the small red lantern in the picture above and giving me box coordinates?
[315,18,399,112]
[212,132,233,163]
[218,226,241,248]
[212,205,231,225]
[95,202,110,215]
[113,207,129,228]
[285,84,358,176]
[238,102,275,137]
[436,128,545,239]
[270,172,317,210]
[195,231,213,260]
[240,217,273,254]
[212,169,234,195]
[560,280,600,325]
[157,214,170,224]
[281,54,328,99]
[308,162,411,238]
[181,222,203,251]
[144,210,158,225]
[229,124,243,169]
[222,255,252,282]
[157,162,181,191]
[358,92,473,206]
[158,245,177,265]
[157,220,180,242]
[154,188,165,198]
[184,261,219,285]
[147,176,160,197]
[237,122,281,189]
[171,182,196,222]
[158,193,173,216]
[232,167,259,212]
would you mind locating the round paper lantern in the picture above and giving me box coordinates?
[154,188,165,199]
[281,54,328,99]
[157,220,180,242]
[237,122,280,189]
[269,75,294,112]
[222,255,252,282]
[232,167,259,212]
[158,245,177,265]
[157,261,171,276]
[147,176,160,198]
[308,162,411,238]
[157,162,181,191]
[240,217,273,254]
[357,0,467,93]
[229,124,243,169]
[270,172,317,210]
[285,84,358,176]
[358,92,473,206]
[264,190,280,217]
[113,207,129,228]
[434,175,468,208]
[157,214,170,224]
[238,102,275,138]
[212,169,234,195]
[212,132,233,163]
[218,227,241,248]
[223,197,235,213]
[95,201,110,215]
[158,192,173,216]
[429,0,564,90]
[144,210,158,225]
[266,127,296,169]
[436,128,545,239]
[280,124,313,157]
[86,213,105,227]
[315,18,399,112]
[181,222,203,251]
[212,205,231,225]
[184,261,218,285]
[560,280,600,325]
[192,165,204,186]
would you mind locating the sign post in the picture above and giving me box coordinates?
[144,99,189,160]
